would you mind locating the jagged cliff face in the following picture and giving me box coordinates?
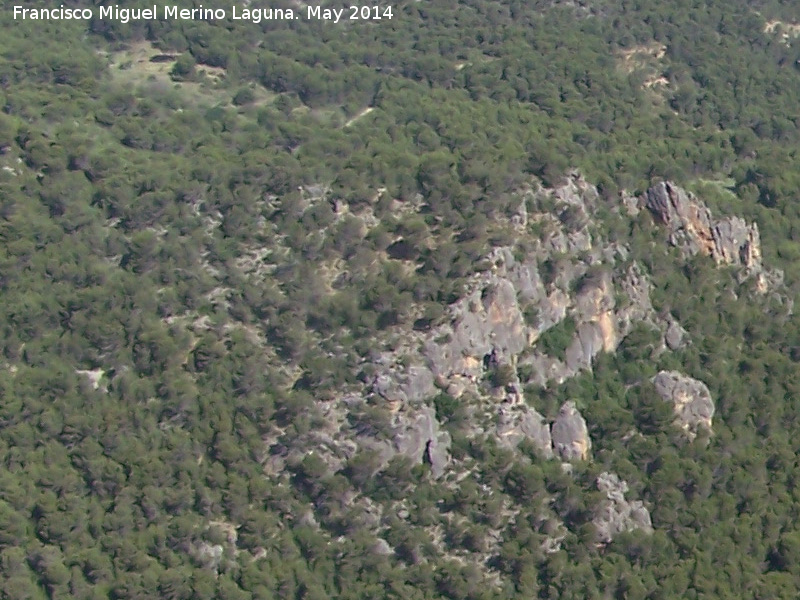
[357,177,748,459]
[372,175,660,409]
[644,181,782,292]
[273,174,781,556]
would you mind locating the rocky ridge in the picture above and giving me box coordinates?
[272,175,775,552]
[360,176,703,471]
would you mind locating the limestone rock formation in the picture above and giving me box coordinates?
[712,217,762,271]
[423,274,531,384]
[551,401,591,461]
[358,177,740,479]
[350,401,451,479]
[593,472,653,544]
[644,181,763,272]
[664,317,688,350]
[372,174,671,415]
[372,363,436,406]
[652,370,715,436]
[564,321,613,372]
[644,181,716,257]
[391,405,452,479]
[496,405,553,457]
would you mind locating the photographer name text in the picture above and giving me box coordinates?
[12,4,394,24]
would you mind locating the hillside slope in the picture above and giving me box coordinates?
[4,1,800,598]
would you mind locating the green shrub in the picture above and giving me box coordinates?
[537,317,577,360]
[232,87,256,106]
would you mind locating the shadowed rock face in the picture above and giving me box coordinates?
[652,370,715,436]
[551,401,591,461]
[593,472,653,544]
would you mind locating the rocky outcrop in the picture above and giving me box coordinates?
[645,182,716,257]
[357,176,760,478]
[593,472,653,544]
[712,217,761,270]
[389,405,451,479]
[423,276,530,383]
[332,393,453,480]
[664,317,688,350]
[496,405,553,457]
[644,181,789,296]
[551,401,591,461]
[280,176,779,492]
[373,175,669,409]
[652,370,715,436]
[356,175,672,479]
[373,363,436,406]
[645,181,764,273]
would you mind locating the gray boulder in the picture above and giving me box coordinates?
[423,275,528,380]
[564,322,608,372]
[551,401,591,461]
[535,290,570,332]
[664,318,688,350]
[593,472,653,544]
[712,217,762,271]
[553,170,600,208]
[621,191,641,216]
[652,370,715,436]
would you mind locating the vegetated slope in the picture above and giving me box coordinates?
[4,0,800,598]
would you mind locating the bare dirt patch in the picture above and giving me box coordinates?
[764,20,800,45]
[616,43,666,73]
[764,20,800,35]
[616,43,669,95]
[644,75,669,88]
[344,106,374,127]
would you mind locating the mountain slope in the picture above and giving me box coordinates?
[4,1,800,598]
